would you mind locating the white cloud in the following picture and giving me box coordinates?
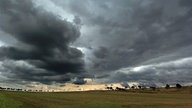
[0,41,5,46]
[117,57,192,74]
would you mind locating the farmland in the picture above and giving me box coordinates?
[0,87,192,108]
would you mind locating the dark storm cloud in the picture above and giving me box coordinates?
[89,0,192,70]
[93,46,108,59]
[52,0,192,83]
[0,0,85,84]
[0,0,192,85]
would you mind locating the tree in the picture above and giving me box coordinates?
[106,87,113,90]
[116,87,125,91]
[131,86,135,89]
[150,86,156,90]
[165,84,170,89]
[176,83,182,88]
[138,85,142,89]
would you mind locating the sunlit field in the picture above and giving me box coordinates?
[0,87,192,108]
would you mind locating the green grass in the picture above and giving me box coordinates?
[0,87,192,108]
[0,92,22,108]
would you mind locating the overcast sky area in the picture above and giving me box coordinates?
[0,0,192,87]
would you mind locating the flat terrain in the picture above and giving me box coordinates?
[0,87,192,108]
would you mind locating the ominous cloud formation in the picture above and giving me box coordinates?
[0,0,192,86]
[0,0,84,84]
[52,0,192,83]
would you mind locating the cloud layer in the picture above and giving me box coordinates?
[52,0,192,83]
[0,0,85,84]
[0,0,192,86]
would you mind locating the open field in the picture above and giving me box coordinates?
[0,87,192,108]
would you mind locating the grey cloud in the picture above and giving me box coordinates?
[73,16,81,25]
[72,77,87,85]
[1,0,192,85]
[179,0,192,7]
[108,58,192,83]
[68,0,192,83]
[76,0,192,72]
[0,0,85,84]
[93,46,108,59]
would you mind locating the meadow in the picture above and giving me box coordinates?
[0,87,192,108]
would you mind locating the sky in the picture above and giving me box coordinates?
[0,0,192,87]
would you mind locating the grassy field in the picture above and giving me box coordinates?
[0,87,192,108]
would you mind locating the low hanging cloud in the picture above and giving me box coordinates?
[107,57,192,83]
[1,0,192,86]
[0,0,85,84]
[72,77,87,85]
[52,0,192,83]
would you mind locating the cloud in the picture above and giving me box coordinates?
[1,0,192,86]
[52,0,192,83]
[72,77,87,85]
[0,0,85,84]
[107,57,192,83]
